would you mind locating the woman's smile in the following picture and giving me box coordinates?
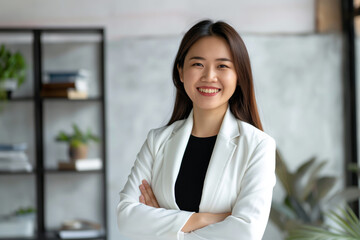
[197,87,221,96]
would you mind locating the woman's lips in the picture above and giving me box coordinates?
[197,87,221,96]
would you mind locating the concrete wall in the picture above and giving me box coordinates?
[107,33,344,240]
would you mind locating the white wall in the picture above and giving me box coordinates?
[0,0,315,39]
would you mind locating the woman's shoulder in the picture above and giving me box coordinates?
[236,119,276,147]
[145,119,186,148]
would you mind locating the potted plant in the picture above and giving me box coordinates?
[271,150,360,238]
[55,123,100,161]
[0,207,36,238]
[0,44,26,100]
[287,163,360,239]
[288,204,360,239]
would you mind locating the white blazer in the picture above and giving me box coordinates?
[117,107,276,240]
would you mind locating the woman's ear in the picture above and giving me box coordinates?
[177,64,183,83]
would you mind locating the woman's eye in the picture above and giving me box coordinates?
[192,63,203,67]
[218,64,229,69]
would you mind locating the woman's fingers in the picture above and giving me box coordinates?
[139,183,152,206]
[139,195,145,204]
[139,179,160,208]
[142,180,160,208]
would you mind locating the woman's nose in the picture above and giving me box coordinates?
[202,66,218,82]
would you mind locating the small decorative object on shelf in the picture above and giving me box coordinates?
[58,219,103,239]
[41,69,90,99]
[0,142,32,172]
[0,44,27,100]
[58,158,102,171]
[55,123,100,161]
[0,206,36,238]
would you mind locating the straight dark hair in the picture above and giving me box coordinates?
[167,19,263,131]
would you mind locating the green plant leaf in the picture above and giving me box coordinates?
[301,160,327,201]
[276,150,293,195]
[326,187,360,208]
[55,124,99,145]
[315,176,336,202]
[55,131,69,142]
[287,196,311,223]
[270,206,287,231]
[294,157,316,180]
[272,201,297,220]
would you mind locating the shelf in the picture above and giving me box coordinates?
[45,169,102,174]
[45,230,106,240]
[42,33,102,43]
[0,237,35,240]
[0,32,33,44]
[6,97,34,101]
[0,170,36,175]
[41,97,102,102]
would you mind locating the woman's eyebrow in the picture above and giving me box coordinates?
[189,56,232,62]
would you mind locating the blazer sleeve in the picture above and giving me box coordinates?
[184,137,276,240]
[117,129,195,240]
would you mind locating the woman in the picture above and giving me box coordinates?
[117,19,276,240]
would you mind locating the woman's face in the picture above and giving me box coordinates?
[178,36,237,113]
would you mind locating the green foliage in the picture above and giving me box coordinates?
[0,44,26,100]
[288,205,360,240]
[271,150,360,236]
[55,123,100,148]
[14,206,36,216]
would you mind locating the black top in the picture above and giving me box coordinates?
[175,134,217,212]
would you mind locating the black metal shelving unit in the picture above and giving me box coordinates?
[341,0,359,216]
[0,27,107,240]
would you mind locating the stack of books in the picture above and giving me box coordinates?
[41,69,90,99]
[58,158,102,171]
[58,219,103,239]
[0,143,32,172]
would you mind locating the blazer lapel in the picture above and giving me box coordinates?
[161,110,194,209]
[161,107,240,211]
[199,108,239,212]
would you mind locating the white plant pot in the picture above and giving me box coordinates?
[3,78,17,91]
[0,213,35,237]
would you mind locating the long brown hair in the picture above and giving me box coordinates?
[167,19,263,131]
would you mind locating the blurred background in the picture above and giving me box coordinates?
[0,0,359,240]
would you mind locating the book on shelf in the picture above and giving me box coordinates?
[41,89,88,99]
[0,161,32,172]
[0,153,32,172]
[42,79,88,92]
[0,147,32,172]
[44,69,91,83]
[0,143,27,151]
[46,69,90,78]
[0,151,28,162]
[58,219,102,239]
[58,158,102,171]
[58,229,103,239]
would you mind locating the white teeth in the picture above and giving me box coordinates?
[198,88,220,94]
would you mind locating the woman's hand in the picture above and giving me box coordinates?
[139,179,160,208]
[181,212,231,233]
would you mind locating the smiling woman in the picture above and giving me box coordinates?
[117,19,276,240]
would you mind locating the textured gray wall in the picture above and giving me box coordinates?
[107,33,344,240]
[0,33,344,240]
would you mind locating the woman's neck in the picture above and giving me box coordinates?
[191,104,228,137]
